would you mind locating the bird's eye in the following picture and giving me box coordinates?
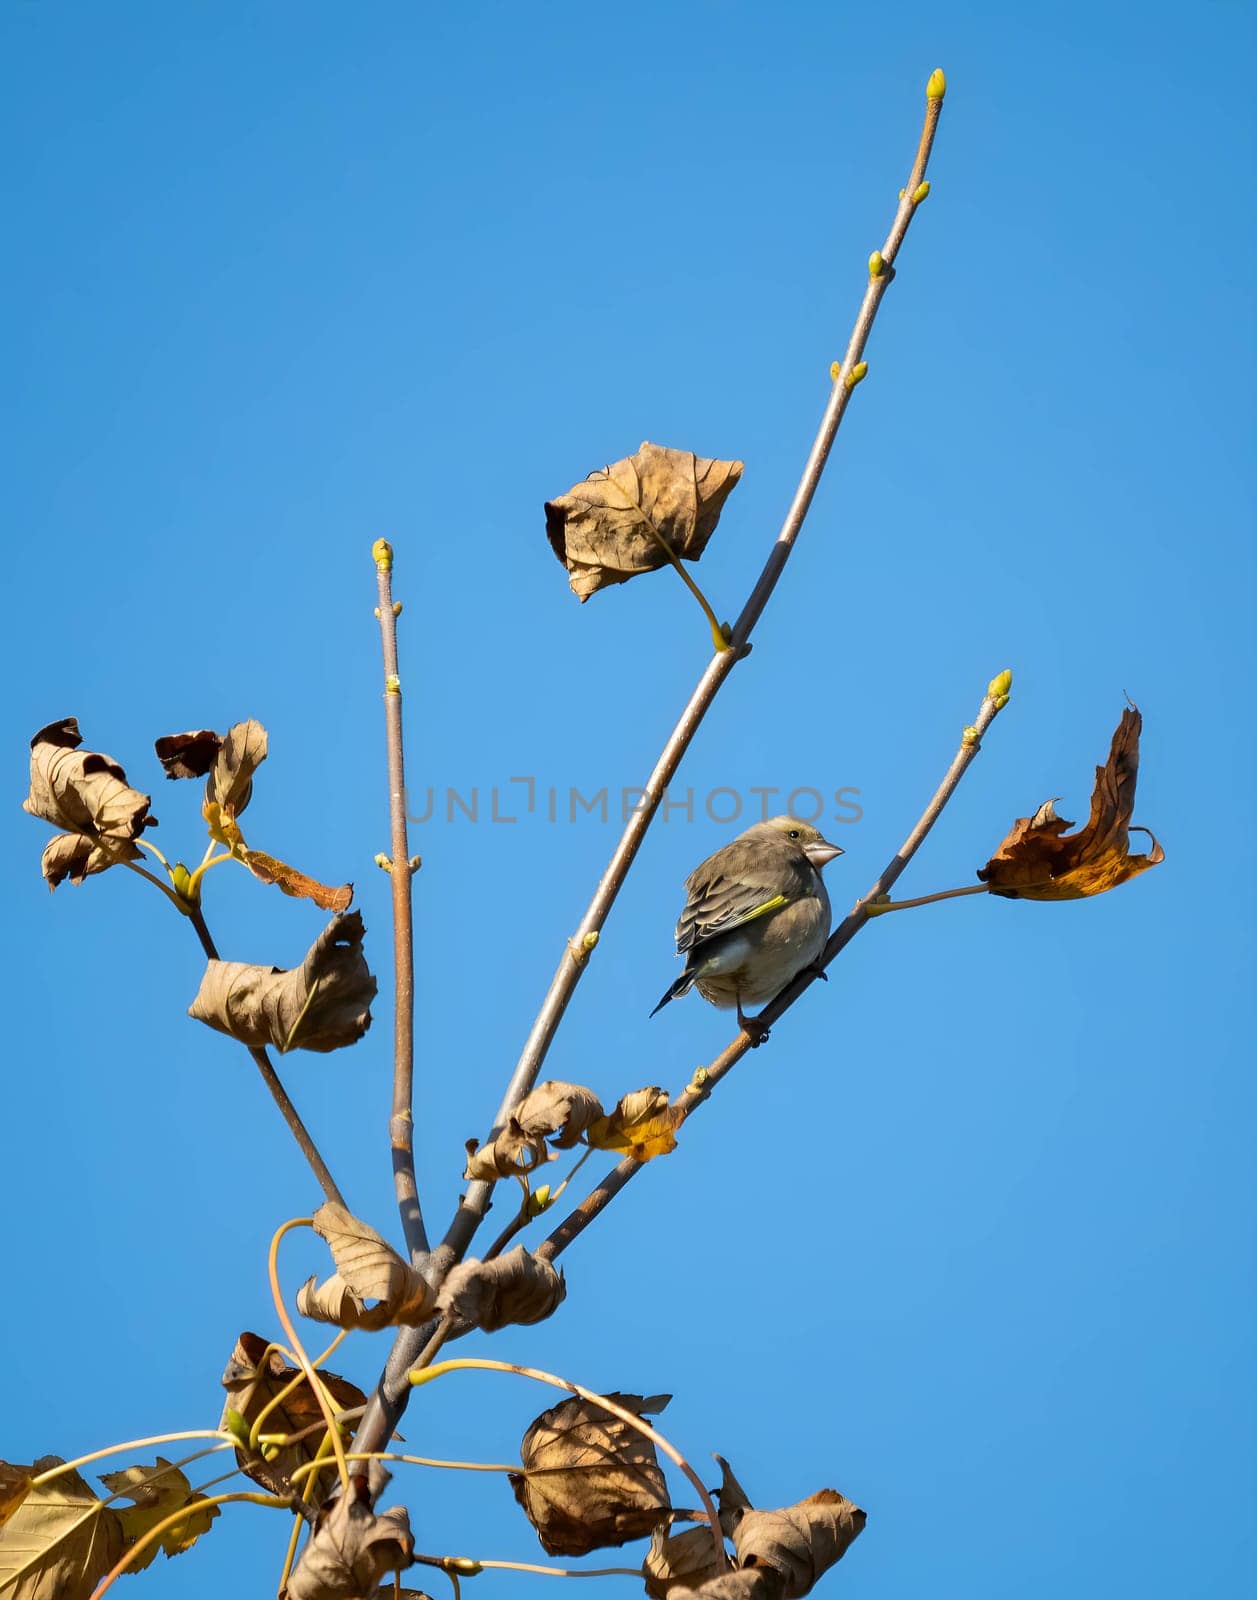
[788,829,800,840]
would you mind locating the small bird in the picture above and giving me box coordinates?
[651,816,843,1034]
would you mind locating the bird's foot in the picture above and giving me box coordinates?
[737,1005,770,1047]
[805,961,829,982]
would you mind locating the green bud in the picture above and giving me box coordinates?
[582,930,599,951]
[912,180,931,204]
[962,725,980,747]
[868,250,886,279]
[372,538,393,568]
[927,68,947,100]
[845,361,869,389]
[987,668,1013,699]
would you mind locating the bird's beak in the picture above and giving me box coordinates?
[804,839,844,869]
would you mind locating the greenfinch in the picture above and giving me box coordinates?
[651,816,843,1030]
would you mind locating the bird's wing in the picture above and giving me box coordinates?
[675,851,812,954]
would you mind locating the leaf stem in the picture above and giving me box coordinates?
[415,1553,645,1580]
[266,1218,351,1492]
[248,1328,351,1450]
[373,542,429,1263]
[864,883,991,915]
[409,1357,726,1574]
[121,857,187,912]
[30,1432,235,1486]
[290,1450,520,1492]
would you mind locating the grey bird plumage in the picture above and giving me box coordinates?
[651,816,843,1025]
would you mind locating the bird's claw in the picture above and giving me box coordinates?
[738,1008,771,1047]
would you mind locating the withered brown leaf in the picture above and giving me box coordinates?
[188,911,376,1054]
[153,729,222,780]
[587,1088,683,1162]
[436,1246,566,1333]
[285,1475,414,1600]
[0,1456,126,1600]
[297,1202,435,1331]
[0,1461,33,1529]
[644,1522,730,1599]
[510,1392,672,1557]
[24,718,156,891]
[465,1080,607,1179]
[219,1332,368,1498]
[978,706,1164,899]
[97,1457,219,1569]
[546,442,743,602]
[238,847,354,912]
[729,1490,865,1598]
[206,718,268,819]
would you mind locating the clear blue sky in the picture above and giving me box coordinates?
[4,2,1254,1596]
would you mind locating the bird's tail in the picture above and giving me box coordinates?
[650,969,695,1018]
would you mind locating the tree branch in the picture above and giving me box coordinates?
[187,904,346,1207]
[537,676,1006,1264]
[372,539,430,1261]
[351,63,950,1472]
[431,68,949,1278]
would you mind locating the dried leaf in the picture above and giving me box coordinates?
[239,847,354,912]
[189,911,376,1054]
[153,728,222,780]
[978,706,1165,900]
[23,718,156,890]
[436,1246,566,1333]
[587,1088,683,1161]
[510,1392,672,1557]
[546,441,743,602]
[98,1457,219,1569]
[689,1569,783,1600]
[286,1477,414,1600]
[219,1331,369,1497]
[644,1523,729,1599]
[0,1461,33,1529]
[0,1456,125,1600]
[297,1203,435,1331]
[515,1080,606,1150]
[206,718,268,819]
[463,1121,553,1181]
[729,1490,865,1597]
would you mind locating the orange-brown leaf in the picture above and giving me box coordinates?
[978,706,1164,900]
[240,847,353,911]
[587,1088,683,1161]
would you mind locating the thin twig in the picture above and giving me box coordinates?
[537,680,1006,1263]
[865,882,992,915]
[432,69,948,1280]
[373,539,429,1261]
[352,65,949,1472]
[187,904,346,1206]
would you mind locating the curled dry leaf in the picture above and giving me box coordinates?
[285,1477,414,1600]
[206,718,268,819]
[729,1490,866,1599]
[97,1457,220,1570]
[297,1202,435,1331]
[516,1080,606,1150]
[237,847,354,912]
[546,441,743,602]
[23,718,156,890]
[188,910,376,1054]
[436,1246,566,1333]
[587,1087,684,1161]
[510,1392,672,1557]
[978,706,1165,900]
[644,1523,730,1599]
[464,1080,606,1180]
[219,1331,368,1497]
[0,1456,125,1600]
[689,1569,783,1600]
[153,728,222,780]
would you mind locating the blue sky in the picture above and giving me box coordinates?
[4,2,1254,1596]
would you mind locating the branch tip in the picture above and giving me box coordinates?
[987,668,1013,700]
[372,539,394,569]
[927,68,947,100]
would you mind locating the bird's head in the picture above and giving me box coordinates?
[756,815,844,869]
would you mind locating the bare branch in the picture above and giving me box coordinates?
[433,71,949,1277]
[372,539,429,1261]
[537,678,1007,1264]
